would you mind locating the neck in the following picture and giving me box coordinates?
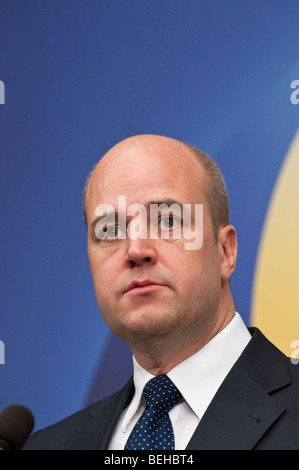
[131,292,236,375]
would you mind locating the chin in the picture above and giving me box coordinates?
[120,311,180,342]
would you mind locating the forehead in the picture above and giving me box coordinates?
[86,137,208,210]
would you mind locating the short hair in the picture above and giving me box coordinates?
[82,163,97,226]
[183,142,230,240]
[82,139,230,239]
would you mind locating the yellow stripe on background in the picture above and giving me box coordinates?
[251,129,299,356]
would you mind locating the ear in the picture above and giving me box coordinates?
[218,225,238,281]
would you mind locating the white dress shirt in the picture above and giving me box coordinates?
[108,312,251,450]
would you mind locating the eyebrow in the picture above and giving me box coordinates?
[89,199,184,232]
[146,199,184,210]
[90,211,116,233]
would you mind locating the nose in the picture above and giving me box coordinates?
[125,236,157,267]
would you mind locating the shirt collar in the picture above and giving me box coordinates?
[122,312,251,431]
[121,358,154,432]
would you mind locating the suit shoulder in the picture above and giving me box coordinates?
[23,383,133,450]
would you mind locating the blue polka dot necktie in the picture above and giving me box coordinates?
[124,374,182,450]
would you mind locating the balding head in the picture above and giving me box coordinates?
[82,134,229,239]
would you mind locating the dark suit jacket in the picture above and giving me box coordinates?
[23,328,299,450]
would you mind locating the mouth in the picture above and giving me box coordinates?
[124,279,167,295]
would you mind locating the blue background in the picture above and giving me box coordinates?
[0,0,298,432]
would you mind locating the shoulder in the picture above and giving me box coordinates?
[23,378,134,450]
[244,327,299,417]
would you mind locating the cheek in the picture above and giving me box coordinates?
[172,246,219,292]
[162,250,201,295]
[88,246,119,297]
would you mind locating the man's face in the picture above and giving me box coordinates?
[85,137,229,353]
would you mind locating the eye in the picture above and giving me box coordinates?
[95,222,126,240]
[105,225,119,239]
[159,214,182,231]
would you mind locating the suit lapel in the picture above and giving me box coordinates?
[187,328,291,450]
[186,364,286,449]
[83,377,134,450]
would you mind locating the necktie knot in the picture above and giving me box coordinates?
[143,375,182,414]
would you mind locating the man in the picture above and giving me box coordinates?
[23,134,299,450]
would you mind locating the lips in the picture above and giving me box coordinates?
[124,279,166,295]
